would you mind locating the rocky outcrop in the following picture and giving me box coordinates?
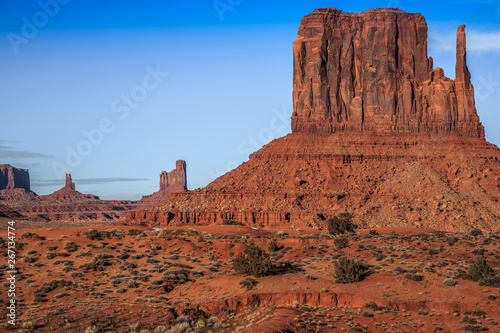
[65,174,75,191]
[291,8,483,137]
[160,160,187,192]
[43,173,99,201]
[126,132,500,231]
[0,165,36,202]
[136,160,188,209]
[0,203,24,220]
[0,164,30,191]
[125,8,500,232]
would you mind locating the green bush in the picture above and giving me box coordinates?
[478,276,500,287]
[463,310,487,318]
[233,244,273,277]
[20,232,45,240]
[462,324,485,332]
[266,240,280,252]
[469,229,483,237]
[34,279,72,302]
[239,278,258,291]
[405,273,424,281]
[128,229,141,236]
[85,229,111,240]
[467,256,495,282]
[334,236,349,250]
[79,258,110,272]
[64,241,79,253]
[333,257,367,283]
[222,219,243,226]
[327,213,357,235]
[364,302,385,311]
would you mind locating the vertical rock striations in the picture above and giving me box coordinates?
[454,24,481,136]
[291,8,484,137]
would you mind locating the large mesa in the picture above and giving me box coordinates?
[0,164,30,191]
[125,8,500,232]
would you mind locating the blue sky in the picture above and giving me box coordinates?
[1,0,499,200]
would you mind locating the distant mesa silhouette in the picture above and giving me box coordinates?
[44,173,99,201]
[0,164,36,201]
[0,164,30,191]
[0,160,188,226]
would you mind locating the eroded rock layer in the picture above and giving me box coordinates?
[127,132,500,231]
[125,8,500,231]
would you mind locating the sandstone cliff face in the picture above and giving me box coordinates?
[125,8,500,232]
[0,164,30,191]
[291,8,483,137]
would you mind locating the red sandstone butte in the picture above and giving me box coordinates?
[128,8,500,231]
[136,160,188,209]
[43,174,99,201]
[0,164,30,191]
[0,164,37,201]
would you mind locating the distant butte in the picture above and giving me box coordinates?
[0,164,30,191]
[135,160,188,209]
[0,164,37,201]
[43,174,99,201]
[0,162,188,227]
[126,8,500,232]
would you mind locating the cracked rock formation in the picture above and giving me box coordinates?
[125,8,500,232]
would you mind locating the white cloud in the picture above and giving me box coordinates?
[428,31,456,53]
[0,148,52,159]
[429,29,500,53]
[468,30,500,52]
[32,178,149,187]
